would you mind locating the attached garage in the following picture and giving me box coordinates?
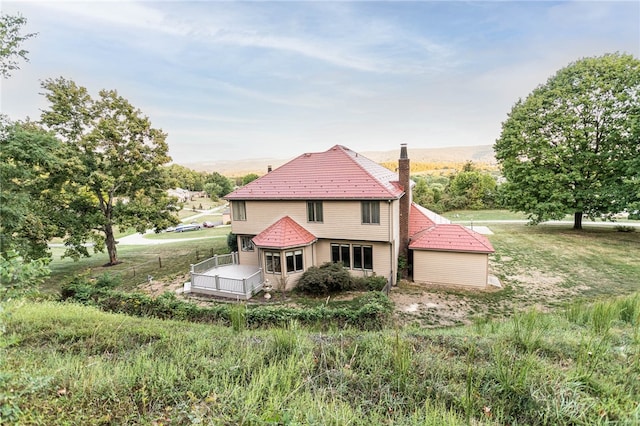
[409,224,495,289]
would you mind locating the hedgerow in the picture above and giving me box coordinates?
[60,277,393,330]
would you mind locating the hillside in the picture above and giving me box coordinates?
[181,144,495,175]
[3,295,638,425]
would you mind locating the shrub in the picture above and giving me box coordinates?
[95,272,121,289]
[352,274,387,291]
[296,262,352,294]
[227,232,238,252]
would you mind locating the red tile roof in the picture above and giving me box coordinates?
[409,224,495,254]
[409,203,450,237]
[225,145,404,200]
[252,216,317,249]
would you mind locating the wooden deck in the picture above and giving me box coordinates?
[188,253,263,300]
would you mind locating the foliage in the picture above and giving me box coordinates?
[0,13,37,78]
[241,173,260,185]
[411,166,498,212]
[447,168,497,210]
[58,279,393,330]
[0,120,75,260]
[206,172,234,197]
[296,262,353,294]
[351,274,388,292]
[39,77,180,265]
[0,250,50,301]
[227,232,238,252]
[495,53,640,229]
[3,293,639,424]
[164,164,205,191]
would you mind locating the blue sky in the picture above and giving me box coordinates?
[2,1,638,165]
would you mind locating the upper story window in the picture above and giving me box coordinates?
[361,201,380,224]
[232,201,246,221]
[307,201,323,222]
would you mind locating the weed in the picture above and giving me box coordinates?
[512,309,548,352]
[229,303,246,333]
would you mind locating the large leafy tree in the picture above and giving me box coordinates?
[0,119,74,259]
[495,53,640,229]
[40,77,178,265]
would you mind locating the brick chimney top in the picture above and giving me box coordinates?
[400,143,408,160]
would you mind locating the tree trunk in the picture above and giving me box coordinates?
[573,212,583,230]
[105,223,119,265]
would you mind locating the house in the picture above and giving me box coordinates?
[221,144,495,292]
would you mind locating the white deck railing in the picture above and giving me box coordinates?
[189,252,263,299]
[191,252,239,274]
[191,268,263,299]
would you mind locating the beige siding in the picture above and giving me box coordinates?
[257,246,314,291]
[238,245,259,266]
[315,240,393,281]
[231,200,399,243]
[413,250,488,288]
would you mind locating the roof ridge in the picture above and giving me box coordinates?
[332,145,401,198]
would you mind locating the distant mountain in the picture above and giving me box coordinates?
[361,145,496,164]
[181,145,496,175]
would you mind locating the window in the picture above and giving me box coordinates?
[232,201,246,221]
[361,201,380,224]
[307,201,323,222]
[331,243,351,268]
[241,236,254,252]
[265,252,281,273]
[286,250,304,273]
[353,245,373,270]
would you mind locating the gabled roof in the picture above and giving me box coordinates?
[409,203,450,237]
[225,145,405,200]
[252,216,317,249]
[409,224,495,254]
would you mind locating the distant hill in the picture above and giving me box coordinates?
[181,145,496,175]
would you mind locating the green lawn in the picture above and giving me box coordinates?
[444,209,529,221]
[45,236,230,293]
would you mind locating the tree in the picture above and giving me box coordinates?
[1,250,50,301]
[242,173,260,186]
[206,172,234,197]
[0,13,36,78]
[495,53,640,229]
[40,77,179,265]
[447,168,497,210]
[0,119,74,260]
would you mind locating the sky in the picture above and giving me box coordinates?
[1,1,639,165]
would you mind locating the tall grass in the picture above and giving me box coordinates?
[3,294,640,425]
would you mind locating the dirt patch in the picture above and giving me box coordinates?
[389,283,480,327]
[138,273,189,297]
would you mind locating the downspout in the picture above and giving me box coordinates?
[388,199,394,286]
